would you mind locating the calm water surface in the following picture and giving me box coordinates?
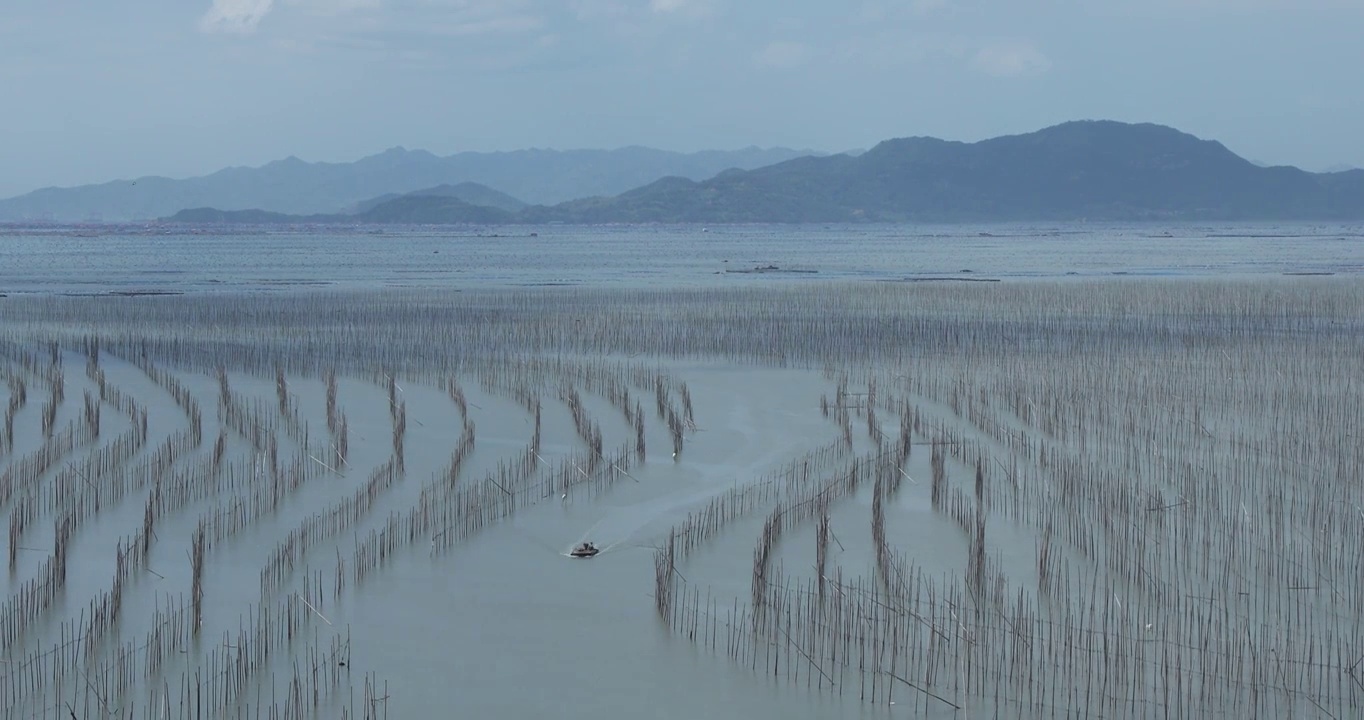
[2,222,1361,295]
[3,222,1362,718]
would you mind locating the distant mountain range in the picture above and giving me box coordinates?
[162,121,1364,225]
[0,146,820,223]
[342,182,527,215]
[528,121,1364,223]
[171,183,520,225]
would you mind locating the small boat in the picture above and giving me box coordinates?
[569,541,600,558]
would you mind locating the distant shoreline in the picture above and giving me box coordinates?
[4,219,1364,236]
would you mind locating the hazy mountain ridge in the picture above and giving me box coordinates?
[0,145,819,223]
[343,182,528,215]
[170,183,521,225]
[164,120,1364,225]
[532,121,1364,223]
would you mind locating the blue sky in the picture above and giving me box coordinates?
[2,0,1361,197]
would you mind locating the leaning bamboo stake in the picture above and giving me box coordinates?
[297,593,333,626]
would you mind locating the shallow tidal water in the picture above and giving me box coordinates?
[2,223,1362,719]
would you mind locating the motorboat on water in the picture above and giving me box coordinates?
[569,541,600,558]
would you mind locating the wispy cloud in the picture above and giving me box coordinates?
[575,0,715,24]
[249,1,557,73]
[567,0,717,54]
[420,14,544,37]
[200,0,275,34]
[200,0,547,45]
[290,0,382,14]
[853,0,949,25]
[648,0,716,17]
[1104,0,1362,15]
[834,31,971,68]
[646,0,720,18]
[972,42,1050,77]
[754,40,807,70]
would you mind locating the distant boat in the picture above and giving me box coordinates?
[569,541,600,558]
[725,264,817,275]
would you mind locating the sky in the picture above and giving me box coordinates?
[1,0,1362,197]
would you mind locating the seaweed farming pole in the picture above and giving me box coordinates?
[190,521,206,638]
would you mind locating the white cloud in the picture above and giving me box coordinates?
[419,13,545,37]
[201,0,549,42]
[648,0,716,18]
[198,0,378,35]
[972,42,1050,77]
[200,0,275,34]
[754,41,807,70]
[854,0,948,24]
[910,0,948,13]
[385,1,546,39]
[289,0,383,15]
[1106,0,1361,11]
[834,31,971,68]
[568,0,713,47]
